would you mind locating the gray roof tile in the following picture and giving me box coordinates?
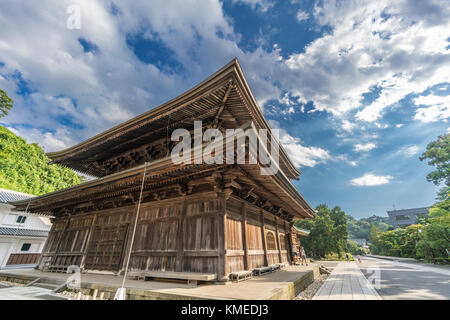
[0,227,48,237]
[0,188,34,203]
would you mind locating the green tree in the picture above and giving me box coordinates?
[416,223,450,263]
[0,89,13,118]
[347,240,365,255]
[436,186,449,201]
[0,125,83,195]
[369,224,380,243]
[428,199,450,227]
[420,133,450,228]
[399,224,423,257]
[330,206,348,257]
[296,204,349,258]
[420,133,450,186]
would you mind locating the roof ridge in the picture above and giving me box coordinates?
[0,188,35,197]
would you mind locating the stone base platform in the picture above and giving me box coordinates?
[0,264,319,300]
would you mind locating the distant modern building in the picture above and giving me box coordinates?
[349,238,368,248]
[0,188,51,269]
[387,207,429,228]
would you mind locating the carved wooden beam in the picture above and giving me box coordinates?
[212,83,233,128]
[176,183,188,196]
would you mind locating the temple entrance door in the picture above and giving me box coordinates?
[84,210,131,272]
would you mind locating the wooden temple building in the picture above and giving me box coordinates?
[12,59,315,282]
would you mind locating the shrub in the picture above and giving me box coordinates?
[324,252,354,261]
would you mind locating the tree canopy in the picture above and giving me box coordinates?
[0,125,83,195]
[0,89,13,118]
[295,204,348,258]
[420,133,450,186]
[368,133,450,264]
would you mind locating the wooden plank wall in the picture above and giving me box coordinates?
[225,196,291,274]
[7,253,41,265]
[38,191,293,277]
[128,195,222,275]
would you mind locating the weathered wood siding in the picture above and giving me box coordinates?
[38,190,294,277]
[128,196,222,274]
[84,209,131,271]
[39,215,93,271]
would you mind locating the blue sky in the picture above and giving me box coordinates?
[0,0,449,218]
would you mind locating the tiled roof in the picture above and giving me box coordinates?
[293,225,310,235]
[0,227,48,237]
[0,188,34,203]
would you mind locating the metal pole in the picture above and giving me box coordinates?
[120,163,148,290]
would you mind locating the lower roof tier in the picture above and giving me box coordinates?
[10,160,314,221]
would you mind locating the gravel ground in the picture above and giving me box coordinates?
[55,290,110,300]
[0,280,24,288]
[55,290,87,300]
[295,273,329,300]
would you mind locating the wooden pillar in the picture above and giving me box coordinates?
[55,215,71,253]
[35,220,56,270]
[275,217,282,263]
[119,204,139,273]
[53,214,71,267]
[240,202,249,270]
[175,198,187,272]
[260,210,268,266]
[80,213,97,271]
[217,194,227,281]
[285,221,293,264]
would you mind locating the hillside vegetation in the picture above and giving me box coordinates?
[0,125,83,195]
[347,214,392,240]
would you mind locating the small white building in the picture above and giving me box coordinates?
[349,238,369,248]
[0,188,51,269]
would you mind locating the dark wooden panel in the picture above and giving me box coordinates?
[184,215,218,251]
[6,253,40,265]
[84,210,131,271]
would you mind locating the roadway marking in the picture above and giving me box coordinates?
[363,256,450,276]
[360,268,423,272]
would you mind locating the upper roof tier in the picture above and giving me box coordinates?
[47,59,301,179]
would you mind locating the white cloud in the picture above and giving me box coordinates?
[7,126,76,152]
[1,0,449,153]
[341,120,357,133]
[269,120,330,168]
[335,154,358,167]
[231,0,274,12]
[282,0,450,121]
[396,123,404,128]
[0,0,281,147]
[353,142,377,152]
[296,10,309,23]
[351,173,393,186]
[413,94,450,122]
[269,120,358,168]
[397,145,420,157]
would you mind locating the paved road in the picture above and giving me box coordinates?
[358,256,450,300]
